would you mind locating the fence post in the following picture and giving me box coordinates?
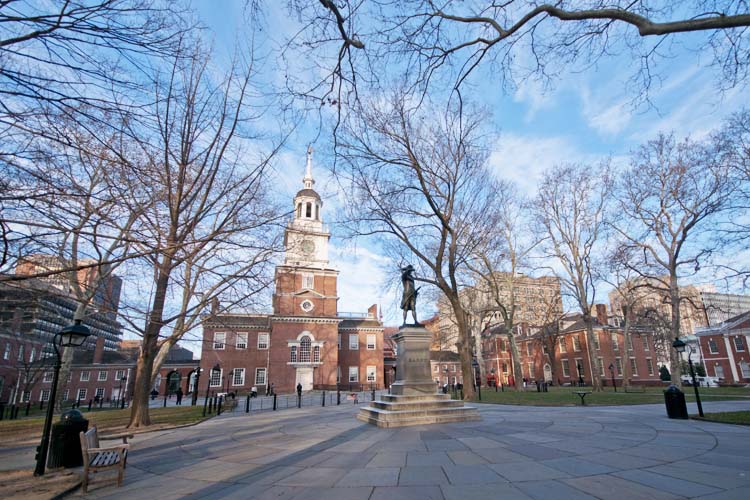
[273,393,277,411]
[297,393,301,408]
[321,391,325,407]
[87,399,93,411]
[163,394,167,407]
[371,388,375,401]
[337,389,341,405]
[246,395,250,413]
[217,396,223,416]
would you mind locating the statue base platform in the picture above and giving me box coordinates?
[357,393,481,428]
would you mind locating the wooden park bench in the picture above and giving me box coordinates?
[572,390,592,405]
[79,426,132,493]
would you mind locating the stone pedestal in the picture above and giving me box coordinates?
[357,325,480,428]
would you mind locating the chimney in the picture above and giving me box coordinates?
[368,304,378,319]
[211,297,219,314]
[93,336,105,364]
[595,304,608,325]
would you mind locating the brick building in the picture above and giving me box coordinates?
[696,311,750,384]
[199,149,384,395]
[482,305,662,386]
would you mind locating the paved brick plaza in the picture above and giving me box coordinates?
[75,401,750,499]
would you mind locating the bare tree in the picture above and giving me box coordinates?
[466,182,543,390]
[612,133,737,386]
[336,93,498,400]
[529,288,566,385]
[117,42,284,428]
[294,1,750,109]
[536,162,612,390]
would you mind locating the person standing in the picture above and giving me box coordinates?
[175,387,183,405]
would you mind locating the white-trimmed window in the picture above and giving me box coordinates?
[646,358,654,376]
[526,342,533,356]
[62,389,69,400]
[80,371,90,382]
[630,357,638,376]
[29,347,36,363]
[17,344,24,361]
[597,357,605,376]
[527,362,534,378]
[43,371,54,383]
[290,345,297,362]
[615,357,622,374]
[210,368,222,387]
[236,332,247,349]
[715,364,725,378]
[708,338,719,354]
[611,332,619,351]
[366,366,376,382]
[574,358,584,376]
[366,334,376,350]
[562,359,570,377]
[77,388,87,401]
[233,368,245,386]
[40,389,50,402]
[255,368,267,385]
[257,333,269,349]
[592,333,600,350]
[740,361,750,378]
[349,334,359,350]
[733,336,745,352]
[559,338,567,353]
[573,336,581,351]
[643,336,650,351]
[300,336,312,362]
[214,332,226,350]
[313,345,320,363]
[302,273,314,289]
[3,343,10,360]
[349,366,359,382]
[22,391,30,402]
[115,370,125,380]
[338,334,341,350]
[95,387,105,399]
[98,370,108,381]
[434,364,439,373]
[627,335,634,351]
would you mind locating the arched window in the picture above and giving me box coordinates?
[296,203,302,218]
[290,345,297,363]
[300,336,311,362]
[313,345,320,363]
[306,202,312,218]
[315,204,319,220]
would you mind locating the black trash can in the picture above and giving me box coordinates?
[47,409,89,468]
[664,384,688,419]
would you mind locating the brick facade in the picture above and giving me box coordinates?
[697,311,750,384]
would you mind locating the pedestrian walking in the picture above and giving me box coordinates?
[175,387,183,405]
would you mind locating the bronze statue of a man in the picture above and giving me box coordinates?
[400,265,420,325]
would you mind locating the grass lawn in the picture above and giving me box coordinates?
[0,406,210,447]
[471,385,750,406]
[693,411,750,425]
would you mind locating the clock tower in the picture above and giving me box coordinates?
[273,146,339,318]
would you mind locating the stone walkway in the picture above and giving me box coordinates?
[74,400,750,499]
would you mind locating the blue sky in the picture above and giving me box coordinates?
[191,2,749,329]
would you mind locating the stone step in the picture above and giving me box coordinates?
[380,393,451,403]
[356,406,481,428]
[371,400,464,411]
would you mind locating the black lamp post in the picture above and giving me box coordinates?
[118,376,127,408]
[672,337,704,417]
[472,358,481,400]
[34,320,91,476]
[192,367,201,406]
[609,363,616,392]
[576,362,584,387]
[203,364,220,416]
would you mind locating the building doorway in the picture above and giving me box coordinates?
[543,363,552,383]
[166,371,181,395]
[295,367,314,391]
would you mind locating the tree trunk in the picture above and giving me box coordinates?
[669,274,683,387]
[621,316,633,390]
[582,316,603,391]
[506,331,524,390]
[129,347,155,427]
[453,305,476,400]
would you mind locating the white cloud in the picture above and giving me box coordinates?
[489,133,590,194]
[579,85,633,137]
[513,79,556,122]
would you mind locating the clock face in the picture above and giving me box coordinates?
[301,239,315,255]
[300,299,314,312]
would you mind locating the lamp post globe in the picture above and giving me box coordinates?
[34,320,91,476]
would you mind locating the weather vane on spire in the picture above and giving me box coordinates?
[303,144,315,189]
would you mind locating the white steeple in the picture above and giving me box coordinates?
[303,145,315,189]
